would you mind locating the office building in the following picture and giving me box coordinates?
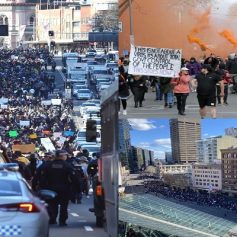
[221,147,237,194]
[192,163,222,191]
[170,118,201,163]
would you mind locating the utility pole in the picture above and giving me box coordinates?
[128,0,134,45]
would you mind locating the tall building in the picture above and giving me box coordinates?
[118,119,132,168]
[225,127,237,138]
[170,118,201,163]
[221,147,237,194]
[165,151,173,164]
[130,146,155,172]
[196,136,237,164]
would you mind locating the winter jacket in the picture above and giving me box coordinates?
[226,59,237,74]
[171,75,190,94]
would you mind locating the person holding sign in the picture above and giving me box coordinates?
[191,64,224,119]
[171,67,191,115]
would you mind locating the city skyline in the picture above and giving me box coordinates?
[129,118,237,159]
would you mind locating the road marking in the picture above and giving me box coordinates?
[84,226,94,231]
[70,212,79,217]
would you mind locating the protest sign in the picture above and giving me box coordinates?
[20,120,30,127]
[41,138,55,152]
[12,144,35,153]
[128,45,182,77]
[41,100,52,106]
[0,98,8,105]
[1,104,8,109]
[51,99,62,105]
[53,132,62,138]
[64,131,74,137]
[29,133,37,139]
[9,130,18,138]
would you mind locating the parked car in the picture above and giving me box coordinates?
[0,163,54,237]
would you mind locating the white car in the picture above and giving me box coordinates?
[73,84,88,96]
[0,164,50,237]
[79,102,98,117]
[76,89,92,100]
[82,107,100,121]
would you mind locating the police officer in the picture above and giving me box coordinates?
[41,150,78,226]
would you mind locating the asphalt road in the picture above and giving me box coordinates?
[48,59,109,237]
[49,196,108,237]
[122,88,237,118]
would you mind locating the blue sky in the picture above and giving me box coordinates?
[128,119,237,159]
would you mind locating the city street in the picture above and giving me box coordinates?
[123,89,237,118]
[50,197,108,237]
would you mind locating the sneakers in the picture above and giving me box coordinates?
[123,110,127,115]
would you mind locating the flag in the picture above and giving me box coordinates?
[19,25,26,41]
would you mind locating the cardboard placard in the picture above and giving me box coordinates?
[12,144,36,153]
[128,45,182,77]
[41,138,55,152]
[64,131,74,137]
[41,100,52,106]
[9,130,18,138]
[20,120,30,127]
[51,99,62,105]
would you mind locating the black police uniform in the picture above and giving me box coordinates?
[41,159,78,225]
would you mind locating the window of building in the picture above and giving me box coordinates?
[0,15,8,25]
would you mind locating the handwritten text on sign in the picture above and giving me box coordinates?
[128,45,182,77]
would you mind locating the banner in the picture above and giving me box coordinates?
[12,144,35,153]
[20,120,30,127]
[41,100,52,106]
[9,130,18,138]
[128,45,182,77]
[0,98,8,104]
[41,138,55,152]
[51,99,62,105]
[64,131,74,137]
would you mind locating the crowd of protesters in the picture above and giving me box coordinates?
[144,180,237,213]
[119,52,237,118]
[0,47,99,226]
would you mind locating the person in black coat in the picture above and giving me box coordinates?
[130,75,147,108]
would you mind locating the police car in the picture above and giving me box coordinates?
[0,164,50,237]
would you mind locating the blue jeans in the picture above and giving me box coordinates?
[164,92,173,105]
[155,83,163,100]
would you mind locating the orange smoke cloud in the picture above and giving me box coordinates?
[190,8,211,34]
[187,35,210,51]
[219,29,237,48]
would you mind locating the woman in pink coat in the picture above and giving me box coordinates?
[171,67,191,115]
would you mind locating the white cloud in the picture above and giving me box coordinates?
[159,125,165,129]
[138,142,151,148]
[203,133,209,137]
[128,119,156,131]
[154,138,171,146]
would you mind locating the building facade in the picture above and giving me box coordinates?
[118,119,132,168]
[0,0,36,48]
[159,164,192,175]
[170,118,201,164]
[221,147,237,194]
[192,163,222,191]
[196,136,237,164]
[225,127,237,138]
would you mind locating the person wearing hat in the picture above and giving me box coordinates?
[191,64,224,119]
[171,67,191,115]
[40,149,79,226]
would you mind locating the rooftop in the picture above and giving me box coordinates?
[119,194,237,237]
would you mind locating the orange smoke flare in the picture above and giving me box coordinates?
[190,8,211,34]
[219,29,237,48]
[187,34,210,51]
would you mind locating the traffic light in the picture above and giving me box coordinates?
[86,119,97,142]
[65,81,72,89]
[48,30,54,37]
[50,41,56,47]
